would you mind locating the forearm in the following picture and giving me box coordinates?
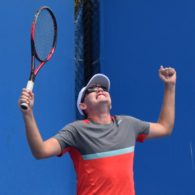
[22,112,45,158]
[158,83,176,134]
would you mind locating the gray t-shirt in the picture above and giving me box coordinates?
[54,115,150,157]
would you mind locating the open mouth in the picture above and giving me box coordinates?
[96,93,105,98]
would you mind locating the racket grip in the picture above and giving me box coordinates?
[20,80,34,110]
[26,80,34,91]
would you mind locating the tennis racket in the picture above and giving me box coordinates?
[21,6,57,110]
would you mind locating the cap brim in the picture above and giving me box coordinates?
[85,74,110,91]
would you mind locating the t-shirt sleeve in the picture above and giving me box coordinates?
[53,123,77,153]
[122,115,150,142]
[134,118,150,142]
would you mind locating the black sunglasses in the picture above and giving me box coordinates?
[81,85,108,102]
[85,85,108,94]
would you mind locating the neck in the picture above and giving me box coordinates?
[87,113,112,125]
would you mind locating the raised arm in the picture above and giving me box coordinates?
[18,89,61,159]
[147,66,176,139]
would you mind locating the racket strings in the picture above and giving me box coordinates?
[34,9,55,61]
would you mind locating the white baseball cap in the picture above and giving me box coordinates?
[77,73,110,115]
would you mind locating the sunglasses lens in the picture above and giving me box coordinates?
[87,88,97,93]
[101,86,108,91]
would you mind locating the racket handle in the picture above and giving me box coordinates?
[20,80,34,110]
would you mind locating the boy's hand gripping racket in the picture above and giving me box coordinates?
[21,6,57,110]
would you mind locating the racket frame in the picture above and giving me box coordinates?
[21,6,57,109]
[29,6,57,83]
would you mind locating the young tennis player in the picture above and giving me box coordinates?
[18,65,176,195]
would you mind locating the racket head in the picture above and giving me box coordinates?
[31,6,57,64]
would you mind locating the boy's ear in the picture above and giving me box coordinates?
[79,103,87,112]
